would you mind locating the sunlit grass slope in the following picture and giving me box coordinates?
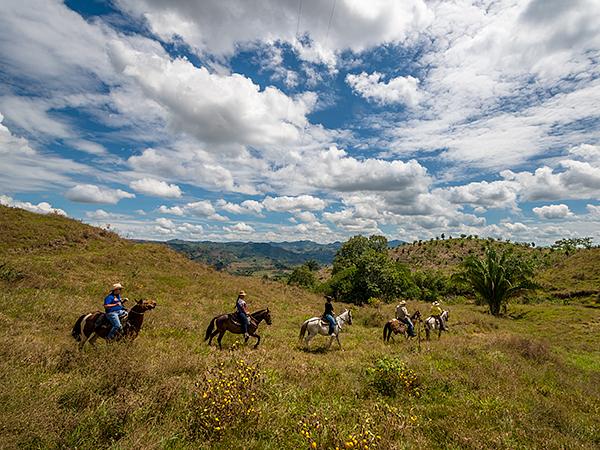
[1,205,599,449]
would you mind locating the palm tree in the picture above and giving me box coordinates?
[453,247,536,316]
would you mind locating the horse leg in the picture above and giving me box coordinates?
[88,333,98,347]
[208,330,219,346]
[251,333,260,349]
[335,333,342,350]
[217,331,225,350]
[327,334,334,349]
[78,317,92,350]
[304,331,313,349]
[79,334,88,350]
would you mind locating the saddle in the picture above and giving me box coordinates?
[95,311,128,329]
[229,312,254,327]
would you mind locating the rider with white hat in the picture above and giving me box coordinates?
[104,283,128,339]
[395,300,416,337]
[235,290,251,339]
[430,301,446,331]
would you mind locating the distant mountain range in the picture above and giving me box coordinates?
[147,239,405,275]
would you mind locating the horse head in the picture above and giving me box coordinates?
[134,299,157,312]
[264,307,272,325]
[443,309,449,322]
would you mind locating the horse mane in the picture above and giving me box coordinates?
[251,308,268,317]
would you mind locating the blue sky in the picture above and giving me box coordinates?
[1,0,600,245]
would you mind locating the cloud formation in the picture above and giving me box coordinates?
[129,178,182,198]
[346,72,420,106]
[65,184,135,204]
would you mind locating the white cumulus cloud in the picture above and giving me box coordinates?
[224,222,254,233]
[65,184,135,204]
[130,178,182,198]
[532,204,573,219]
[0,194,66,216]
[263,195,326,212]
[346,72,420,106]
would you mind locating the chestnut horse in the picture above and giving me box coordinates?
[383,310,421,342]
[204,308,272,349]
[71,299,156,349]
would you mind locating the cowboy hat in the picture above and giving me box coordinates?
[238,290,247,297]
[398,300,407,306]
[432,301,440,306]
[111,283,124,291]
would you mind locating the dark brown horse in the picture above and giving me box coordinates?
[383,310,421,342]
[204,308,272,349]
[71,299,157,349]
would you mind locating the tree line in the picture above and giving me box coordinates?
[287,234,549,316]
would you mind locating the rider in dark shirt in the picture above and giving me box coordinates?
[323,295,336,337]
[236,290,250,339]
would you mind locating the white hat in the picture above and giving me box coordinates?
[112,283,124,291]
[398,300,407,306]
[432,301,440,306]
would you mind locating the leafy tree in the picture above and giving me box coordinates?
[304,259,320,271]
[552,237,593,254]
[326,236,417,304]
[453,247,536,316]
[287,264,316,288]
[332,235,388,274]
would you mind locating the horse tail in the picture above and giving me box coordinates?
[383,322,390,342]
[299,320,308,341]
[204,316,217,341]
[71,314,86,342]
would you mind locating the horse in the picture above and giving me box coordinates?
[299,309,353,350]
[424,310,450,340]
[204,308,272,350]
[71,299,157,349]
[383,310,421,343]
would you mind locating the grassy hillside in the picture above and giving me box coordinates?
[390,237,550,273]
[1,205,599,449]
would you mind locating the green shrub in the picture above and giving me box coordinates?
[187,359,263,439]
[366,357,420,397]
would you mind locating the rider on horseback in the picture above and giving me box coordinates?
[104,283,127,340]
[323,295,336,337]
[395,300,416,337]
[430,301,446,331]
[236,290,251,339]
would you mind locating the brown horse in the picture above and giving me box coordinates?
[383,310,421,342]
[204,308,272,349]
[71,299,157,349]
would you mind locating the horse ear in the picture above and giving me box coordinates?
[137,299,143,305]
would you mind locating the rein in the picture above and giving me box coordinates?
[128,309,145,316]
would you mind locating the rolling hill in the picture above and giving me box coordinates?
[149,238,405,276]
[1,205,599,449]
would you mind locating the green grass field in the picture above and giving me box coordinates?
[1,206,599,449]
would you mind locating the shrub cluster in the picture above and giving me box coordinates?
[366,357,420,397]
[188,359,263,438]
[298,412,381,449]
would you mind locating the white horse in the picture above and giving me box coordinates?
[299,309,353,350]
[424,310,449,340]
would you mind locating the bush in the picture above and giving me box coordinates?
[188,359,263,439]
[366,357,420,397]
[287,264,317,288]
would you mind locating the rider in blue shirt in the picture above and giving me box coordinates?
[104,283,127,339]
[236,290,250,339]
[323,295,336,337]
